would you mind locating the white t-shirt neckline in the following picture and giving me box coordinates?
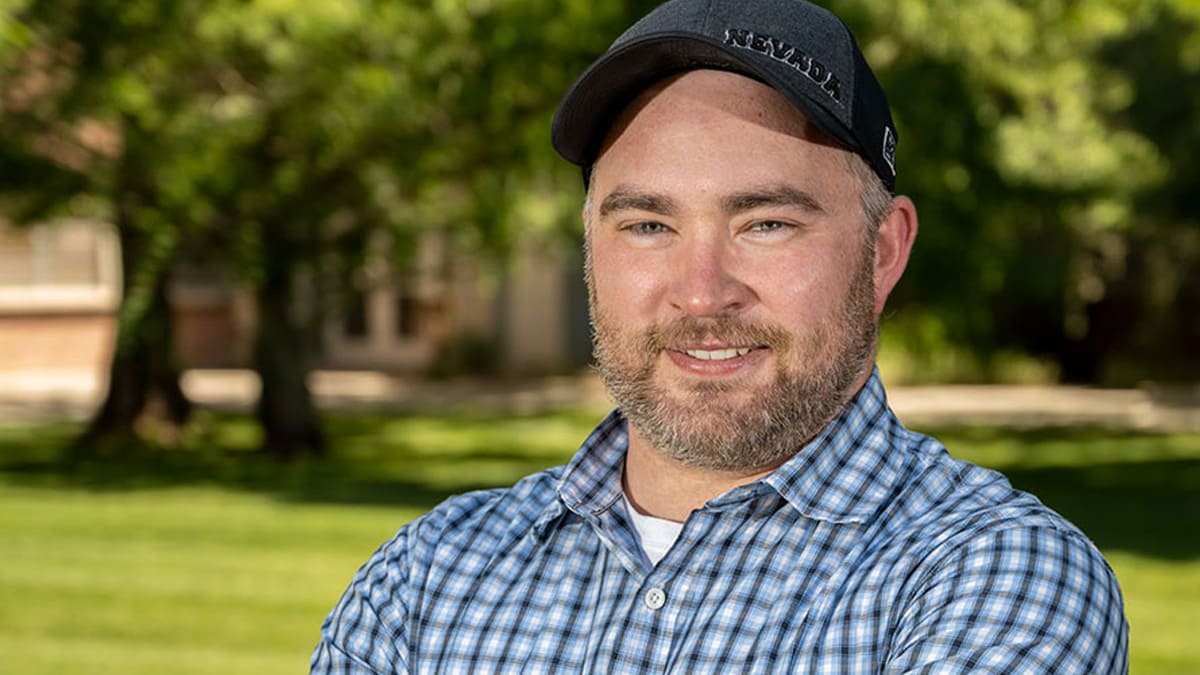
[622,492,685,565]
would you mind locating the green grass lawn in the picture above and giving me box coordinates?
[1,410,1197,674]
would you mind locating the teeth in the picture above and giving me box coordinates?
[684,347,753,361]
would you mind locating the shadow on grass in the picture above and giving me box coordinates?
[0,448,489,512]
[0,411,585,513]
[2,418,1198,559]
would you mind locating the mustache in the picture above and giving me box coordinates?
[639,315,791,352]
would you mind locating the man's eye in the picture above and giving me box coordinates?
[748,220,792,233]
[627,221,670,235]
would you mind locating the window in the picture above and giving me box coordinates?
[343,289,368,338]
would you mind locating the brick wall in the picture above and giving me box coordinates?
[0,313,115,371]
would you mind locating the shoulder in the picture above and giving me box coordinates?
[887,427,1084,539]
[385,465,566,567]
[880,430,1128,672]
[870,426,1123,604]
[312,466,567,672]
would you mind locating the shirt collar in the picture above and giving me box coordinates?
[557,408,629,519]
[760,368,908,524]
[557,367,908,525]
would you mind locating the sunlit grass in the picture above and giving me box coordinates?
[0,484,413,675]
[1107,552,1200,674]
[1,414,1197,674]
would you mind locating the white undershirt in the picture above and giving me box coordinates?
[622,493,685,565]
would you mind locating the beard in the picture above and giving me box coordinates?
[589,250,878,474]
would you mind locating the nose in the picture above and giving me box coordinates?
[668,232,754,317]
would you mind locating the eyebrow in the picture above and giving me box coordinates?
[598,187,678,218]
[597,183,826,220]
[721,185,826,216]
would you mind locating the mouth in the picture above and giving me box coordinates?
[664,343,768,378]
[681,346,756,361]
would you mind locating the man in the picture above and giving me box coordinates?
[313,0,1129,672]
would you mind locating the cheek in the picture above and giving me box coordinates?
[589,240,665,317]
[743,247,858,322]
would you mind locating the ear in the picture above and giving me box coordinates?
[872,195,918,314]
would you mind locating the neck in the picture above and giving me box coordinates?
[622,426,777,522]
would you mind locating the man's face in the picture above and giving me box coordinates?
[586,69,880,473]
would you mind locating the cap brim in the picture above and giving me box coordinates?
[551,33,860,169]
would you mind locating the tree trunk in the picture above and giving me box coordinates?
[79,223,191,450]
[77,115,191,453]
[253,255,325,460]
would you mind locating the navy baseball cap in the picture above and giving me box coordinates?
[551,0,898,191]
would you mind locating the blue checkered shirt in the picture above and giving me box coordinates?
[312,371,1128,673]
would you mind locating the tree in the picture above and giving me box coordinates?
[1,1,213,447]
[833,0,1196,383]
[185,0,663,456]
[1,0,656,457]
[4,0,1196,466]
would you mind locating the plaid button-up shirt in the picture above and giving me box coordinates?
[312,371,1128,674]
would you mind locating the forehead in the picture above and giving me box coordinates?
[591,69,856,207]
[600,69,816,152]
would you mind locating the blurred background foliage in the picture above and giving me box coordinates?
[844,0,1200,386]
[1,0,1198,456]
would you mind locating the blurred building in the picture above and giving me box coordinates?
[0,219,591,377]
[0,220,119,376]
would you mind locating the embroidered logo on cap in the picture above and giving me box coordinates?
[882,126,897,175]
[723,28,842,104]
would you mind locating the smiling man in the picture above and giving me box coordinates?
[584,68,893,522]
[312,1,1128,673]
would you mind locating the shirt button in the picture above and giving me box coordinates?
[644,587,666,610]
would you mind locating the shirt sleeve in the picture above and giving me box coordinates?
[886,525,1129,674]
[311,529,412,675]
